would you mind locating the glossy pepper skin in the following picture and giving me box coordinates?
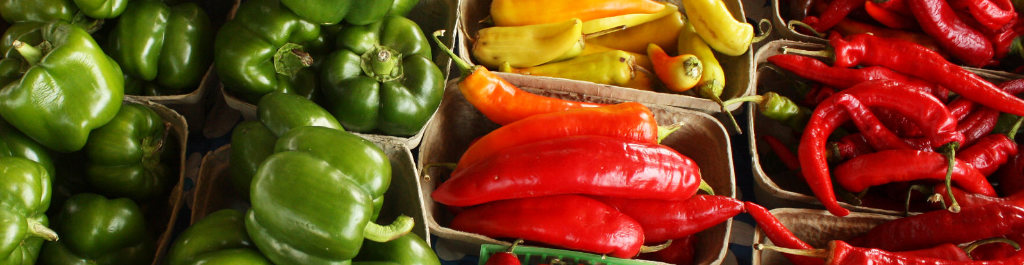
[745,202,822,265]
[0,157,56,265]
[257,92,343,137]
[850,203,1024,251]
[166,209,265,265]
[38,193,153,265]
[499,50,638,87]
[597,195,743,243]
[908,0,994,67]
[680,0,755,56]
[0,119,55,179]
[452,195,644,258]
[321,15,443,136]
[354,233,441,265]
[247,152,413,265]
[214,0,321,103]
[490,0,664,26]
[0,22,124,153]
[83,103,175,201]
[833,149,996,196]
[433,135,702,207]
[228,121,277,199]
[281,0,417,25]
[109,0,213,95]
[0,0,76,23]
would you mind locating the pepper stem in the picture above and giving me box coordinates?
[273,43,313,77]
[360,47,403,82]
[504,239,524,253]
[657,122,684,143]
[750,19,773,44]
[13,40,42,66]
[639,240,674,253]
[904,185,931,217]
[419,162,457,182]
[965,237,1022,258]
[1007,116,1024,140]
[432,30,472,73]
[698,179,715,195]
[942,142,961,213]
[709,92,742,134]
[29,219,58,241]
[753,243,829,258]
[363,215,415,242]
[786,20,825,38]
[721,95,765,108]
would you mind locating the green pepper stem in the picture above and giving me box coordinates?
[786,20,825,38]
[750,19,773,44]
[657,122,684,143]
[698,179,715,195]
[965,237,1022,258]
[363,215,414,242]
[721,95,765,109]
[904,185,932,217]
[273,43,313,77]
[361,47,403,82]
[1010,36,1024,61]
[29,220,58,241]
[504,239,524,253]
[707,92,742,134]
[432,30,472,73]
[754,243,829,258]
[13,40,42,66]
[942,142,961,213]
[1008,116,1024,140]
[419,162,457,182]
[639,240,673,253]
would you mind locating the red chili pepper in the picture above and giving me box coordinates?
[806,85,836,106]
[990,18,1024,59]
[906,0,995,67]
[744,202,823,265]
[450,195,644,258]
[833,149,996,196]
[767,54,944,99]
[831,133,874,161]
[757,240,1019,265]
[949,98,979,121]
[996,146,1024,196]
[849,203,1024,251]
[804,0,867,32]
[432,135,701,207]
[958,107,1002,148]
[969,233,1024,260]
[596,195,744,243]
[456,102,660,169]
[799,80,962,216]
[932,184,1024,209]
[875,108,925,138]
[958,133,1017,176]
[898,243,973,261]
[485,240,524,265]
[763,134,801,171]
[833,19,945,54]
[640,235,696,265]
[950,0,1017,31]
[815,33,1024,116]
[872,0,910,15]
[1000,79,1024,95]
[865,1,918,29]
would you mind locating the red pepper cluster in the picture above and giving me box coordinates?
[430,91,742,263]
[792,0,1024,70]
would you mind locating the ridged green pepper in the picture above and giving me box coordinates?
[38,193,153,265]
[83,102,174,201]
[0,0,128,22]
[0,22,123,153]
[354,233,440,265]
[214,0,321,103]
[0,119,55,179]
[0,157,56,265]
[246,151,414,265]
[321,16,443,136]
[257,92,343,137]
[281,0,418,25]
[166,209,268,265]
[228,121,277,200]
[275,126,390,219]
[108,0,212,95]
[187,249,272,265]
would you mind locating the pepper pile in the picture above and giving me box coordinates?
[786,0,1024,70]
[432,32,741,263]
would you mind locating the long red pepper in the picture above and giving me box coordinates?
[997,148,1024,196]
[865,1,918,29]
[758,240,1023,265]
[832,133,874,161]
[450,195,644,258]
[832,19,945,54]
[456,102,661,169]
[813,33,1024,116]
[832,149,996,196]
[763,134,801,170]
[744,202,823,265]
[907,0,995,67]
[950,0,1017,31]
[805,0,867,32]
[899,243,973,261]
[597,195,744,243]
[968,234,1024,260]
[432,135,701,207]
[849,203,1024,251]
[873,0,910,14]
[958,107,1001,147]
[933,184,1024,209]
[958,134,1018,176]
[767,54,945,99]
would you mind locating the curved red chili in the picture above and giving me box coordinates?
[865,0,918,29]
[932,184,1024,209]
[907,0,995,67]
[450,195,644,258]
[958,133,1017,176]
[833,149,996,196]
[950,0,1017,31]
[996,147,1024,196]
[432,135,701,207]
[958,107,1001,147]
[763,134,801,170]
[763,240,1016,265]
[767,54,946,100]
[597,195,744,243]
[744,202,823,265]
[640,235,696,265]
[805,0,867,32]
[849,203,1024,251]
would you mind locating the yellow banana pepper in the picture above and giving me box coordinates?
[490,0,664,26]
[681,0,753,56]
[582,42,651,70]
[581,3,676,35]
[588,10,685,55]
[679,21,741,132]
[472,19,584,68]
[499,50,636,87]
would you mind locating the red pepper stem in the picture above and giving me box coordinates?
[943,142,962,213]
[751,19,773,44]
[781,46,834,61]
[964,237,1022,257]
[432,30,472,73]
[1007,116,1024,140]
[505,239,524,253]
[754,243,829,258]
[699,179,715,195]
[419,163,457,181]
[29,219,58,241]
[787,20,826,38]
[904,185,932,217]
[639,239,674,253]
[657,122,684,143]
[721,95,765,108]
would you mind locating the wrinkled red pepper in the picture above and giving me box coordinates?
[865,0,918,29]
[849,203,1024,251]
[767,54,948,100]
[907,0,995,67]
[450,195,644,258]
[433,135,701,207]
[804,0,866,32]
[832,149,996,196]
[833,19,945,54]
[997,148,1024,196]
[958,133,1018,176]
[759,240,1015,265]
[597,195,744,243]
[950,0,1017,31]
[958,107,1002,148]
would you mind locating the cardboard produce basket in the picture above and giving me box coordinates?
[751,208,899,265]
[191,141,432,242]
[748,40,1020,215]
[219,0,459,149]
[456,0,755,117]
[418,79,737,264]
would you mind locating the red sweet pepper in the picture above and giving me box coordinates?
[597,195,744,243]
[907,0,995,67]
[950,0,1018,31]
[849,203,1024,251]
[450,195,644,258]
[432,135,702,207]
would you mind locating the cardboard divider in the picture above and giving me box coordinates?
[418,79,736,264]
[751,208,899,265]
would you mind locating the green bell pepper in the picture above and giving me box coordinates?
[166,209,265,265]
[0,157,56,265]
[0,0,127,23]
[0,22,43,58]
[214,0,322,103]
[187,248,272,265]
[228,121,277,200]
[83,102,174,201]
[281,0,418,26]
[38,193,153,265]
[353,262,400,265]
[246,151,414,265]
[275,126,390,219]
[0,22,123,153]
[257,92,342,137]
[321,16,442,136]
[354,233,441,265]
[108,0,212,95]
[0,119,55,179]
[72,0,129,19]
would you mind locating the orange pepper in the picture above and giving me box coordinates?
[647,43,702,93]
[490,0,664,26]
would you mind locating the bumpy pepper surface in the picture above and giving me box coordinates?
[281,0,417,25]
[0,22,123,153]
[167,209,268,265]
[321,15,443,136]
[0,0,127,22]
[108,0,212,95]
[38,193,153,265]
[0,157,56,265]
[214,0,322,103]
[83,102,174,201]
